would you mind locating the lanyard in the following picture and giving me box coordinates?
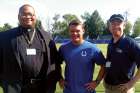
[24,29,36,46]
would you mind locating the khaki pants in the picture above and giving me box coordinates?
[103,81,135,93]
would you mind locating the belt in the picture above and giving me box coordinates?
[23,78,43,85]
[103,81,120,90]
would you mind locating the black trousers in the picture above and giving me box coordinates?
[1,80,21,93]
[21,79,57,93]
[1,79,57,93]
[21,79,45,93]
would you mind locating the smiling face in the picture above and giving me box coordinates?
[69,24,85,45]
[18,5,36,29]
[109,20,125,38]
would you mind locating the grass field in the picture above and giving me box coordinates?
[55,44,140,93]
[0,44,139,93]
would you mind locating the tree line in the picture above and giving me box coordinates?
[52,10,140,39]
[1,10,140,39]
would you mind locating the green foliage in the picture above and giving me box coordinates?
[60,14,79,38]
[35,19,42,29]
[63,14,79,25]
[82,10,105,39]
[131,18,140,38]
[52,14,79,38]
[124,21,132,36]
[0,27,3,32]
[102,21,110,36]
[52,14,61,34]
[0,23,12,32]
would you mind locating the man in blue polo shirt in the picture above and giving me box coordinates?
[58,20,106,93]
[104,14,140,93]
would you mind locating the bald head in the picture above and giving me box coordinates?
[18,4,35,16]
[18,4,36,28]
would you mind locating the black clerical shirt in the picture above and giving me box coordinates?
[17,28,45,78]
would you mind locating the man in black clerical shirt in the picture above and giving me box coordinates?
[0,4,61,93]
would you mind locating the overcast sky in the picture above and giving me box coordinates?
[0,0,140,29]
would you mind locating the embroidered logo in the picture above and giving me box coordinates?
[81,51,87,56]
[116,48,122,53]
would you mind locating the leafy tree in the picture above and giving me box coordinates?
[124,21,132,36]
[82,10,105,39]
[52,14,79,38]
[53,14,60,22]
[63,14,79,25]
[0,26,3,32]
[60,14,79,38]
[2,23,12,31]
[35,19,42,29]
[52,14,61,34]
[102,20,110,35]
[131,18,140,38]
[81,12,91,38]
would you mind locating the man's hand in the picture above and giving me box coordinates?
[59,78,66,89]
[118,67,140,92]
[84,81,98,91]
[118,80,134,92]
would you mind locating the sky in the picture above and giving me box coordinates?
[0,0,140,29]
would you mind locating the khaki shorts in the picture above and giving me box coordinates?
[103,81,135,93]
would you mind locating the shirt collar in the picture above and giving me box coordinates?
[111,34,125,45]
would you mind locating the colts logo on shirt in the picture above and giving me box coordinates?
[81,51,87,56]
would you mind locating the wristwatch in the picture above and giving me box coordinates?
[95,79,100,85]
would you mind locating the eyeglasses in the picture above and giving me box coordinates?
[20,13,35,18]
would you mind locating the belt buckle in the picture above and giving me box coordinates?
[30,78,35,84]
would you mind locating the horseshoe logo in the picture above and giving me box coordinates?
[81,51,87,56]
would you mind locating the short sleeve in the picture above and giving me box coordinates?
[94,48,106,65]
[131,40,140,67]
[58,46,64,64]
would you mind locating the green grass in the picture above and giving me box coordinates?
[0,44,139,93]
[55,43,140,93]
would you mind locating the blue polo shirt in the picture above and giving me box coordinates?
[59,41,105,93]
[105,35,140,85]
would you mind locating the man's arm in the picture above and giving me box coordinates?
[95,65,105,85]
[119,67,140,91]
[128,67,140,88]
[57,46,65,89]
[58,65,65,89]
[85,64,105,91]
[49,40,63,81]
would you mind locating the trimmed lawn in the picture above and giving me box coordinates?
[55,43,140,93]
[0,44,139,93]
